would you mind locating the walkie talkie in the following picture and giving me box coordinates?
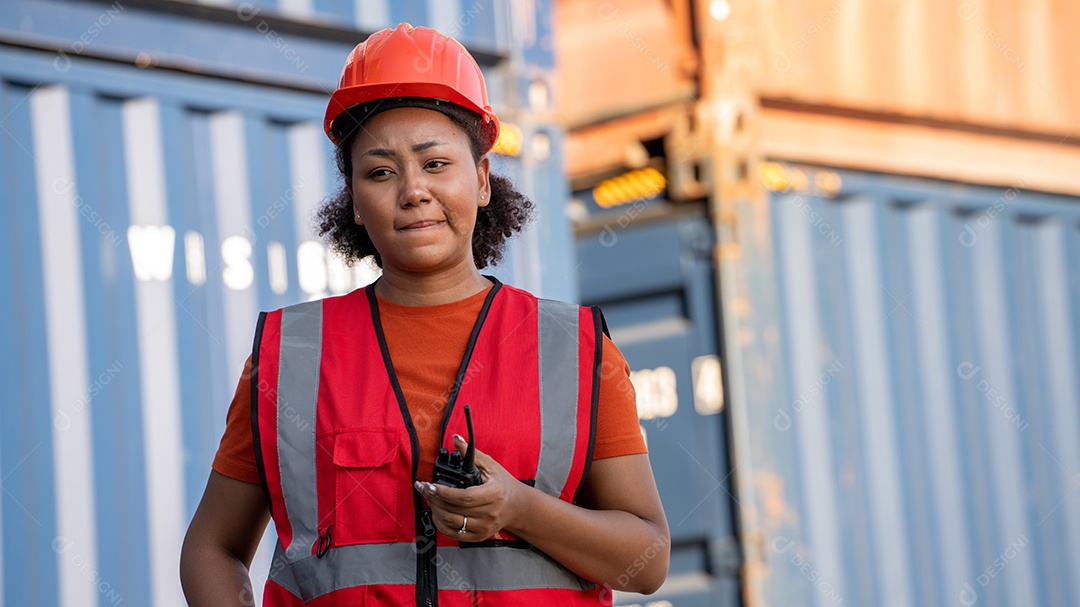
[431,405,482,488]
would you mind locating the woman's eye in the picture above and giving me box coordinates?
[368,168,393,179]
[425,159,449,170]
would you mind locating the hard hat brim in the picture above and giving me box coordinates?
[324,82,499,151]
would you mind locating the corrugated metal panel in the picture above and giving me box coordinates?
[2,79,64,607]
[187,0,512,53]
[554,0,697,127]
[1,47,338,607]
[755,107,1080,198]
[0,0,512,91]
[723,163,1080,607]
[0,0,568,600]
[753,0,1079,137]
[576,211,740,606]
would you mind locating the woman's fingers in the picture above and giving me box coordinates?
[424,497,496,539]
[417,442,524,538]
[414,480,508,539]
[452,435,514,488]
[430,509,470,537]
[414,480,494,511]
[426,481,472,503]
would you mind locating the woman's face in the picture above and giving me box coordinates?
[349,107,490,276]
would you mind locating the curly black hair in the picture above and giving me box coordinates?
[316,98,534,269]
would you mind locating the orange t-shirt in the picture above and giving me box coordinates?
[212,287,646,485]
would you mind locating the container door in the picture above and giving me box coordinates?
[578,211,740,607]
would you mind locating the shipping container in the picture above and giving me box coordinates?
[558,1,1080,606]
[576,206,739,607]
[0,1,570,605]
[6,0,1080,605]
[722,162,1080,607]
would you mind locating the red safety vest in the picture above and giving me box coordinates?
[251,280,612,606]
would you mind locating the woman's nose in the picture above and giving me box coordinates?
[399,168,432,207]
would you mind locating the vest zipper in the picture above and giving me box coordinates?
[420,508,438,607]
[371,284,501,607]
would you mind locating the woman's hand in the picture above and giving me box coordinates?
[415,434,526,541]
[416,434,670,594]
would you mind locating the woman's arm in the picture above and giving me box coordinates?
[180,471,271,607]
[419,435,670,594]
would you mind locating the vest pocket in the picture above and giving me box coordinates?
[330,429,403,545]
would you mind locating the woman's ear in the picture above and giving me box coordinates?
[477,156,491,207]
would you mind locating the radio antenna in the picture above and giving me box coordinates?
[463,405,477,473]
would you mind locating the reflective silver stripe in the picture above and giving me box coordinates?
[277,300,323,559]
[438,545,595,591]
[535,299,581,498]
[273,542,590,599]
[275,542,417,601]
[268,540,302,597]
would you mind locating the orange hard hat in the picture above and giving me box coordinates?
[324,23,500,151]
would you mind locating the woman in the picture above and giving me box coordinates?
[180,23,669,606]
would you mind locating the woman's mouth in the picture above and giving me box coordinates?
[400,219,445,231]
